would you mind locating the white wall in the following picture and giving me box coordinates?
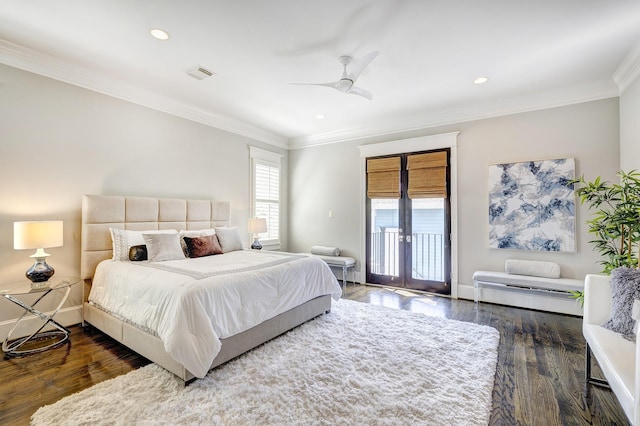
[0,64,287,333]
[620,75,640,171]
[0,59,624,334]
[288,99,620,302]
[289,143,362,260]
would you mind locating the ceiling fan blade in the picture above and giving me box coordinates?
[290,80,352,93]
[290,81,339,89]
[347,86,373,100]
[348,51,379,82]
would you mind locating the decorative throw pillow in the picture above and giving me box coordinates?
[110,228,177,261]
[214,227,244,253]
[128,245,148,261]
[603,267,640,335]
[179,229,216,256]
[142,233,185,262]
[184,235,223,258]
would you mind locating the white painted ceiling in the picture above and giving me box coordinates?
[2,0,640,148]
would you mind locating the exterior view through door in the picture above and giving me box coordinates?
[366,150,451,294]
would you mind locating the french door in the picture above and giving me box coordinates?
[365,150,451,294]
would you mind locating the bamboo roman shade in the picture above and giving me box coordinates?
[367,157,401,199]
[407,151,448,199]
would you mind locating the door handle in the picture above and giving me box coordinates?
[406,235,412,243]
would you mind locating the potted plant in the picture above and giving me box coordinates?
[570,170,640,303]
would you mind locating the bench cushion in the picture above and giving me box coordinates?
[473,270,583,292]
[505,259,561,278]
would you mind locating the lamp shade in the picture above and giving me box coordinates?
[14,221,64,250]
[247,218,267,234]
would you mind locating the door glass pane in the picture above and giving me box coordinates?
[370,199,399,277]
[411,198,445,281]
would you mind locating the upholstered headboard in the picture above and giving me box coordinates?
[81,194,231,281]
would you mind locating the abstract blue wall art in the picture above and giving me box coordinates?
[488,158,575,251]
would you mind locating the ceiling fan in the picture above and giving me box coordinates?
[292,51,379,100]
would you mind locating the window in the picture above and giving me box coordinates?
[250,147,282,248]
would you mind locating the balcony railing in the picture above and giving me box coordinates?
[370,230,444,281]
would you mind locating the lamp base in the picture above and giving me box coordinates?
[26,258,55,283]
[251,238,262,250]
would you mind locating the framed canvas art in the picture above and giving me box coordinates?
[488,158,575,251]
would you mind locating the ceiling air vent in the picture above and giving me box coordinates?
[186,65,214,80]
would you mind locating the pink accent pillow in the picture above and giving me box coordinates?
[183,235,223,258]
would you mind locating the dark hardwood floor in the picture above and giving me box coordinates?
[0,284,629,425]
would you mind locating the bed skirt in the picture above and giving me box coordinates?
[84,294,332,383]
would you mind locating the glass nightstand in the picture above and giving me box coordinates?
[1,276,80,356]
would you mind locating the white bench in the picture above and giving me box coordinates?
[473,271,584,300]
[473,260,583,315]
[306,254,356,290]
[584,274,639,425]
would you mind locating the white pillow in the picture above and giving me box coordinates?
[109,228,177,261]
[179,229,216,256]
[179,228,216,238]
[143,233,185,262]
[504,259,561,279]
[214,227,244,253]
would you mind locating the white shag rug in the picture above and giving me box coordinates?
[32,299,500,426]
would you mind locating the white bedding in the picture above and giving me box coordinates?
[89,250,342,378]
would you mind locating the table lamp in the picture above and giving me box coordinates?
[248,218,267,250]
[14,220,64,283]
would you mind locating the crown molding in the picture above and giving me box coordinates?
[613,38,640,94]
[287,85,619,149]
[0,39,625,152]
[0,40,288,149]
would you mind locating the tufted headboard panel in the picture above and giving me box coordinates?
[81,194,231,280]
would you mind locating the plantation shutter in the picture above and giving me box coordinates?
[407,151,448,199]
[367,157,401,199]
[250,146,283,248]
[254,162,280,241]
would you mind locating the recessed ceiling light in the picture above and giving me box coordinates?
[150,28,170,40]
[315,114,325,119]
[473,77,489,85]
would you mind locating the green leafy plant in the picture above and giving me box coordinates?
[569,170,640,304]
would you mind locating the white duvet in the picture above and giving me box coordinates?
[89,250,342,378]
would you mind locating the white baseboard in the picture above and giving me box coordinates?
[0,305,83,342]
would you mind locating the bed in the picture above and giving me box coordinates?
[81,194,342,382]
